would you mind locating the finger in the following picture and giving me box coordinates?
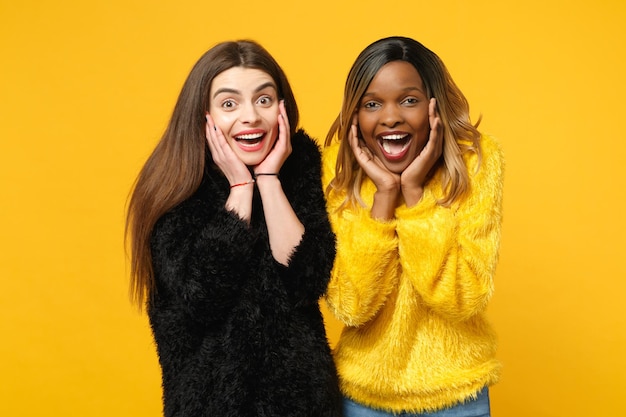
[279,100,291,136]
[424,100,441,153]
[430,100,441,134]
[428,98,437,121]
[208,114,227,144]
[205,114,218,153]
[348,123,360,154]
[349,125,374,166]
[430,117,442,156]
[276,101,291,152]
[205,113,215,138]
[348,116,365,157]
[206,114,231,163]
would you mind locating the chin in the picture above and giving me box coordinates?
[382,161,411,175]
[239,152,268,167]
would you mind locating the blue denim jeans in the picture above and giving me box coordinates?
[343,387,490,417]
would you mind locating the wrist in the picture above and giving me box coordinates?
[254,173,279,181]
[254,172,280,179]
[401,184,424,207]
[254,172,281,189]
[373,185,400,201]
[230,178,255,189]
[371,189,399,221]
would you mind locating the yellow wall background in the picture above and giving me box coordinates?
[1,0,624,415]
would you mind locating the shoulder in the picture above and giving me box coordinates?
[290,129,322,161]
[479,133,504,162]
[321,140,340,165]
[153,198,208,240]
[154,173,222,235]
[478,133,505,180]
[459,133,505,206]
[282,129,322,175]
[321,141,341,182]
[461,133,504,177]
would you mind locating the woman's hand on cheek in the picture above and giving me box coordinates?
[349,116,400,194]
[254,100,291,175]
[400,98,442,204]
[205,113,253,186]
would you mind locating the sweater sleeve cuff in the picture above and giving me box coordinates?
[352,207,397,241]
[395,188,438,219]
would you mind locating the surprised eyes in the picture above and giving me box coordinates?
[257,96,273,106]
[362,97,420,110]
[219,95,275,110]
[363,101,380,110]
[221,99,236,109]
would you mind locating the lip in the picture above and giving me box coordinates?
[377,131,412,161]
[233,129,266,152]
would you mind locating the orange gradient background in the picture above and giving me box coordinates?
[1,1,625,416]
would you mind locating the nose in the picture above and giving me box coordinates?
[380,104,403,127]
[240,103,261,125]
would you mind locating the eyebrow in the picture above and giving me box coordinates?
[362,86,425,97]
[212,81,277,99]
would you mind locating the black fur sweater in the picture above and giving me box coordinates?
[148,130,342,417]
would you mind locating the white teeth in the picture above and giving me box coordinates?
[381,134,405,140]
[381,138,410,155]
[236,133,263,140]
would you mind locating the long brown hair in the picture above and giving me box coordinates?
[125,40,299,308]
[325,36,481,209]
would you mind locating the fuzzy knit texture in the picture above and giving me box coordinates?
[322,133,504,414]
[149,130,342,417]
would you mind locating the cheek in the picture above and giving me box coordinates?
[356,113,369,134]
[269,115,280,130]
[417,108,430,129]
[210,112,235,133]
[264,110,280,132]
[357,115,377,143]
[411,129,428,153]
[410,111,430,137]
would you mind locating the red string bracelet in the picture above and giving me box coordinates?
[230,179,255,189]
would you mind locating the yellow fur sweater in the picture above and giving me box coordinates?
[322,134,504,413]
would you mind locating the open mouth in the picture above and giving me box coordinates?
[233,131,268,153]
[235,132,265,147]
[378,133,411,158]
